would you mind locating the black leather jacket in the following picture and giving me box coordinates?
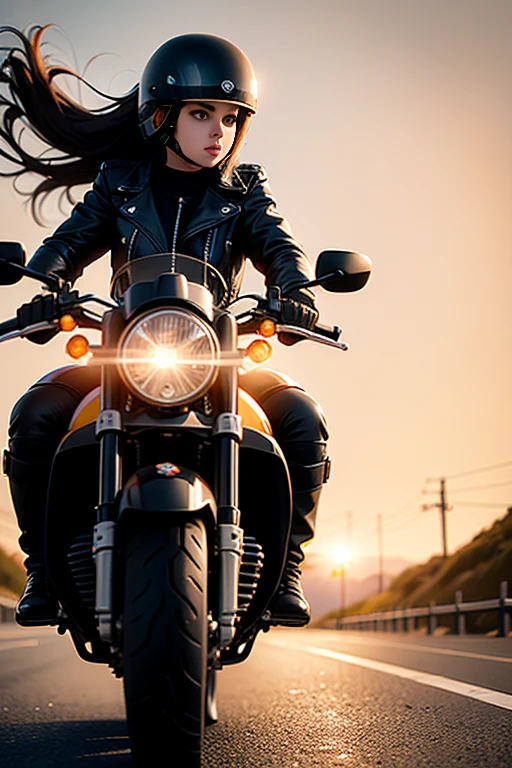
[29,155,316,304]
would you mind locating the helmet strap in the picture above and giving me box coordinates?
[158,101,203,168]
[168,138,203,168]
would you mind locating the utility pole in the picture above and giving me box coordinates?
[440,478,448,559]
[377,513,384,592]
[423,477,450,558]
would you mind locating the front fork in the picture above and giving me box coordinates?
[93,309,124,644]
[213,312,243,650]
[92,309,244,651]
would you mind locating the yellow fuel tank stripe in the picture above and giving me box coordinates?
[69,387,272,435]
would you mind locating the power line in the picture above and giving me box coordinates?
[451,501,510,509]
[382,511,423,533]
[320,505,423,539]
[385,492,423,519]
[449,480,512,494]
[427,460,512,482]
[322,492,421,530]
[319,471,511,542]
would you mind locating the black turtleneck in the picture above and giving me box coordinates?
[152,164,215,250]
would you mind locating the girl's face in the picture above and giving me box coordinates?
[168,100,239,170]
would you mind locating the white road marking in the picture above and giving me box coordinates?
[314,634,512,665]
[268,640,512,712]
[0,639,39,652]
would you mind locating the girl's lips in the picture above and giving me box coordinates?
[205,145,221,156]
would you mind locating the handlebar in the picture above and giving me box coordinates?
[0,285,348,351]
[0,316,20,335]
[0,293,107,344]
[236,297,348,350]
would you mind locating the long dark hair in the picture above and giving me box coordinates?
[0,25,249,226]
[0,24,143,224]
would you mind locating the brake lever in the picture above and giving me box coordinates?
[275,324,350,350]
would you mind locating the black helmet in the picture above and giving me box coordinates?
[139,33,258,140]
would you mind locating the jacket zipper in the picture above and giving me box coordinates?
[171,197,184,270]
[126,228,139,261]
[203,230,213,262]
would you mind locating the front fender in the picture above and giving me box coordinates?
[118,463,216,523]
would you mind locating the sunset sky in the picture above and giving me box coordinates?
[0,0,510,580]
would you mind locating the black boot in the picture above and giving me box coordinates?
[269,547,311,627]
[269,486,325,627]
[236,373,330,629]
[16,555,60,627]
[3,449,60,626]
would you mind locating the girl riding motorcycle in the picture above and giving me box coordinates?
[0,27,330,628]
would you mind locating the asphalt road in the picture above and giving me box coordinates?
[0,624,511,767]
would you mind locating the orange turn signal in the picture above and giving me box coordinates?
[246,339,272,364]
[258,319,276,338]
[66,334,90,360]
[60,314,77,332]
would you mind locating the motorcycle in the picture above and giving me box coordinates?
[0,243,371,766]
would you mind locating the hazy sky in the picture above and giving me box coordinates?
[0,0,510,578]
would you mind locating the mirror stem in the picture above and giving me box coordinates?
[287,269,345,292]
[0,258,63,292]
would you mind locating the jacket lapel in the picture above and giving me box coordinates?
[119,187,168,253]
[181,188,241,243]
[115,157,168,252]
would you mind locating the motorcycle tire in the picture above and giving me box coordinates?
[121,516,207,767]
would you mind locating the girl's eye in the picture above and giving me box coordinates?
[191,110,208,120]
[223,115,237,127]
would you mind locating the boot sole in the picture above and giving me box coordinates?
[16,612,63,628]
[269,614,311,628]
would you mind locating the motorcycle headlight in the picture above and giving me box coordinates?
[118,309,220,406]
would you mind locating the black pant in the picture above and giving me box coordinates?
[7,365,329,559]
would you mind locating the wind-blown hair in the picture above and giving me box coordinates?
[0,25,143,224]
[0,25,249,226]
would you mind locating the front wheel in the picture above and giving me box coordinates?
[121,516,208,767]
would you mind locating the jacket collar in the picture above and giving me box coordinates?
[114,154,249,199]
[115,155,242,246]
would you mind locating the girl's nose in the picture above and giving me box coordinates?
[211,120,224,139]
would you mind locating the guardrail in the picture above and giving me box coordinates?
[0,596,16,623]
[335,581,512,637]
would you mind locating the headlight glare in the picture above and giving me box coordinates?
[118,309,219,406]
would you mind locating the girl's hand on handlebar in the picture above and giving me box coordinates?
[17,294,59,344]
[278,290,319,346]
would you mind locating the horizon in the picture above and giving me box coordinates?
[0,0,510,573]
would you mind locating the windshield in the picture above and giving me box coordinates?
[110,254,229,307]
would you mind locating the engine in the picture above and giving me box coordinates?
[237,535,264,614]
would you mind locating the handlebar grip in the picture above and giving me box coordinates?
[0,317,20,335]
[312,323,341,342]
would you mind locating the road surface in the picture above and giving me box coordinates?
[0,624,511,766]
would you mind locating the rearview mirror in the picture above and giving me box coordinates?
[315,250,372,293]
[0,241,27,285]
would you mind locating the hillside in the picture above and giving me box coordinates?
[313,508,512,633]
[0,543,25,600]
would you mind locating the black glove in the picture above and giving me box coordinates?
[17,294,59,345]
[278,289,319,346]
